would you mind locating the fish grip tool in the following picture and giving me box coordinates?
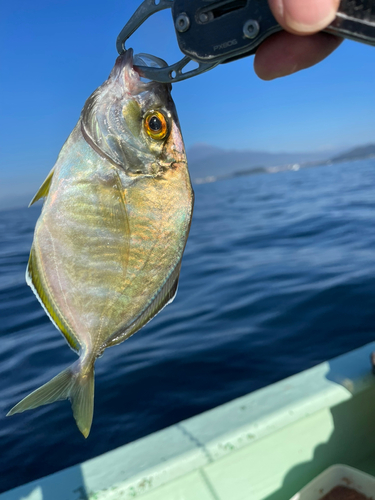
[117,0,375,83]
[116,0,220,81]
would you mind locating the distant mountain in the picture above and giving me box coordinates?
[330,144,375,163]
[186,143,375,183]
[186,144,340,181]
[186,143,223,163]
[1,143,374,211]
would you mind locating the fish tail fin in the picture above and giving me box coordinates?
[7,359,95,438]
[70,362,95,438]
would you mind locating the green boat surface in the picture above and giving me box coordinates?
[2,342,375,500]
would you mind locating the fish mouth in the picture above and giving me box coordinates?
[112,48,134,77]
[111,48,160,94]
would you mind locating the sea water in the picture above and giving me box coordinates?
[0,158,374,492]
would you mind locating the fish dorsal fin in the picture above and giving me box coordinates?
[27,248,80,352]
[29,167,55,207]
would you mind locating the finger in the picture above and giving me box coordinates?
[268,0,340,34]
[254,31,342,80]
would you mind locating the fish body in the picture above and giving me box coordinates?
[7,50,194,437]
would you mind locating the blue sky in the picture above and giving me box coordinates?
[1,0,374,203]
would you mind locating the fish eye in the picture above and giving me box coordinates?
[144,111,168,140]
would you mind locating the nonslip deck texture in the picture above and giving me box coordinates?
[1,342,375,500]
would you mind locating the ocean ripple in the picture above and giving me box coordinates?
[0,159,374,492]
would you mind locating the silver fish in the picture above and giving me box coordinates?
[7,50,194,437]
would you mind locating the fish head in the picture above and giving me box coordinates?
[81,49,186,177]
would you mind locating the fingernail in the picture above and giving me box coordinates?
[282,0,339,33]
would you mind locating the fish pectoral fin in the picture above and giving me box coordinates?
[7,359,95,438]
[29,167,55,206]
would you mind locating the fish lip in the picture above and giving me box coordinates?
[111,48,157,94]
[110,48,137,84]
[114,48,134,73]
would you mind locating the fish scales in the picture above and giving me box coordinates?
[7,50,194,437]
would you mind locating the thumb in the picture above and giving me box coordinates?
[268,0,341,34]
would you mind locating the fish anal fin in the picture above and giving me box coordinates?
[29,167,55,207]
[27,248,80,352]
[106,264,181,349]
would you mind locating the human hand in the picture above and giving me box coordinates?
[254,0,343,80]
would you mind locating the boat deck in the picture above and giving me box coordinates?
[2,342,375,500]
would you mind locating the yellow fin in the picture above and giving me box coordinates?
[27,249,80,352]
[29,167,55,207]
